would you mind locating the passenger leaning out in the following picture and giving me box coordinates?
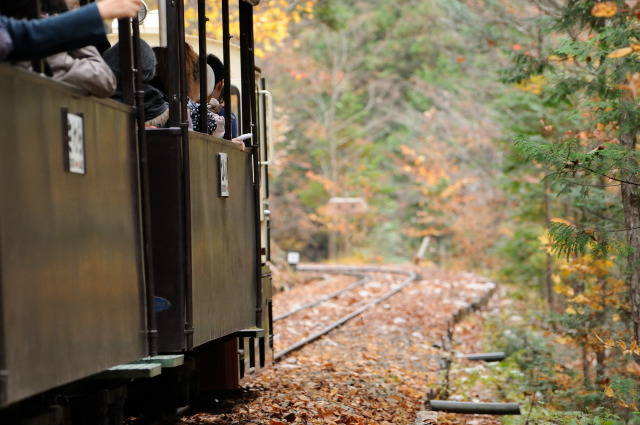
[0,0,141,61]
[0,0,117,97]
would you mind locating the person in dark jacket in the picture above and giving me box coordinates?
[0,0,141,61]
[103,38,169,126]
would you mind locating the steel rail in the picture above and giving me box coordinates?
[274,266,418,362]
[273,272,369,322]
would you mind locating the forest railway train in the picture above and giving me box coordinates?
[0,0,273,423]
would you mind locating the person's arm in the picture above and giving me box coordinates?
[0,22,12,60]
[2,0,141,61]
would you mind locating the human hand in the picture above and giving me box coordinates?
[208,98,223,114]
[96,0,142,20]
[231,138,246,151]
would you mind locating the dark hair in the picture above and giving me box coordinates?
[0,0,31,19]
[0,0,68,19]
[149,46,169,95]
[41,0,69,15]
[206,54,224,85]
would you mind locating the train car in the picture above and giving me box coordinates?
[0,0,273,423]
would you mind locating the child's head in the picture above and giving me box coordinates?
[103,38,157,82]
[184,42,200,100]
[206,54,224,100]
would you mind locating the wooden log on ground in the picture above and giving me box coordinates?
[428,400,521,415]
[459,352,506,362]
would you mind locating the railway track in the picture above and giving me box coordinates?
[273,265,418,361]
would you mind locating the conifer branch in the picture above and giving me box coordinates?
[582,166,640,187]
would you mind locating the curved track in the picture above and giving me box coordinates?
[273,272,369,321]
[274,265,418,361]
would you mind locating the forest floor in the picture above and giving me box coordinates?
[179,264,520,425]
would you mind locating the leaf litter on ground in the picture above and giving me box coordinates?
[179,265,507,425]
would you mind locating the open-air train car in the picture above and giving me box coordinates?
[0,0,273,423]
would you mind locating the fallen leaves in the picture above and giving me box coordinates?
[179,266,499,424]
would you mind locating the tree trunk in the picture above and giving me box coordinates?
[544,179,555,308]
[619,129,640,343]
[582,341,589,387]
[596,346,605,386]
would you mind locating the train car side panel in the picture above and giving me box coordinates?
[0,65,147,407]
[189,134,257,347]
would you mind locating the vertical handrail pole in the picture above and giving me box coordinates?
[117,19,134,106]
[222,0,232,139]
[177,0,194,351]
[197,0,208,133]
[132,16,159,357]
[166,0,181,127]
[239,0,262,327]
[29,0,44,73]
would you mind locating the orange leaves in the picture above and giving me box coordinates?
[591,2,618,18]
[618,72,640,99]
[593,332,616,350]
[608,47,633,59]
[595,333,640,356]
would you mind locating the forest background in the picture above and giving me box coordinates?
[149,0,640,422]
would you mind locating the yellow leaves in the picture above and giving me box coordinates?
[565,306,578,315]
[595,333,640,355]
[551,217,571,226]
[608,47,633,59]
[623,339,640,356]
[604,386,615,397]
[556,335,573,344]
[594,332,615,349]
[591,2,618,18]
[626,360,640,376]
[570,293,589,305]
[183,0,316,58]
[516,75,546,95]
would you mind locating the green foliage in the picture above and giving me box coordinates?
[493,226,546,286]
[547,221,606,257]
[313,0,353,30]
[499,51,548,85]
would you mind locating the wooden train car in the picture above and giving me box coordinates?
[0,0,273,422]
